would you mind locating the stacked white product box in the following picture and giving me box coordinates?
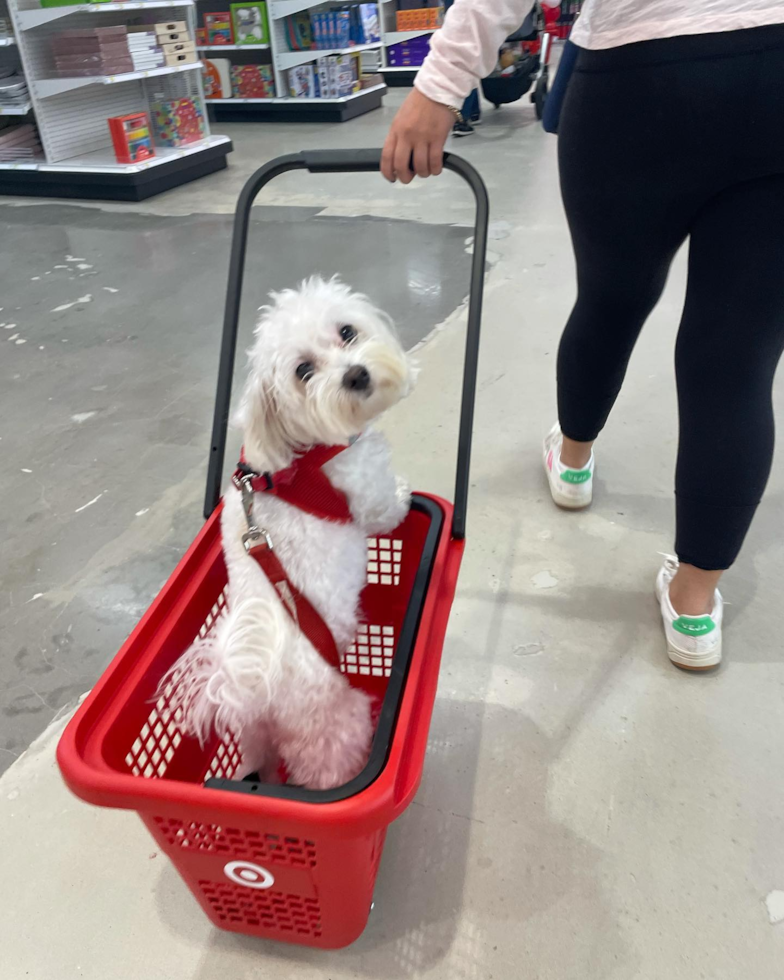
[126,29,165,71]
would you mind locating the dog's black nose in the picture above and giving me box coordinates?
[343,365,371,392]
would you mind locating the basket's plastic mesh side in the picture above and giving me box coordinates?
[153,817,318,869]
[206,732,243,780]
[367,537,403,586]
[342,624,395,679]
[123,587,229,779]
[122,524,414,782]
[124,682,185,779]
[198,881,323,937]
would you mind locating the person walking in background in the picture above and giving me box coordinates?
[443,0,481,135]
[381,0,784,670]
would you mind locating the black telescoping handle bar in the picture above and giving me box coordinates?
[203,149,489,540]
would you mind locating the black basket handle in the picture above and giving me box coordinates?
[203,149,488,540]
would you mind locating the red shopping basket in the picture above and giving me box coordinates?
[57,149,488,949]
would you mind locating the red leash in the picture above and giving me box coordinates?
[232,445,352,671]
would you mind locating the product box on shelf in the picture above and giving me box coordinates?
[50,27,134,77]
[155,21,188,35]
[162,41,196,57]
[202,56,231,97]
[163,49,198,66]
[315,52,359,98]
[395,6,443,30]
[204,12,233,45]
[151,95,205,145]
[288,63,317,98]
[311,9,351,50]
[386,35,431,66]
[126,28,165,69]
[357,3,380,43]
[398,0,442,7]
[230,63,274,97]
[159,31,190,45]
[229,2,269,45]
[283,11,311,51]
[108,111,155,164]
[196,27,208,45]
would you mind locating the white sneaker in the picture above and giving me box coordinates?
[543,423,594,509]
[655,556,723,670]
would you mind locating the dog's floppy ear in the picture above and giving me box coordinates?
[235,377,291,473]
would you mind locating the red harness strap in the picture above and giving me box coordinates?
[244,542,342,670]
[234,444,352,524]
[232,444,351,671]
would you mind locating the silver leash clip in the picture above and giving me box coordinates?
[238,474,274,553]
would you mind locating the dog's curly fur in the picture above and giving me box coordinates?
[159,277,414,789]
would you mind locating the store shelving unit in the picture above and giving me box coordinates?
[201,0,386,122]
[376,2,435,86]
[2,0,232,200]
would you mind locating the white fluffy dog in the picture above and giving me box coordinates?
[161,277,413,790]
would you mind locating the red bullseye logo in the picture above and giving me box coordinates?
[223,860,275,889]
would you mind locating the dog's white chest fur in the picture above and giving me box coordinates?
[221,481,368,652]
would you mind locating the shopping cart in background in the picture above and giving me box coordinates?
[481,1,553,119]
[57,149,488,949]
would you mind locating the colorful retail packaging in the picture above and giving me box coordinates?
[151,96,205,146]
[204,12,233,45]
[229,3,269,45]
[230,63,274,97]
[108,111,155,164]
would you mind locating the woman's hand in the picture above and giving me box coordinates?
[380,88,455,184]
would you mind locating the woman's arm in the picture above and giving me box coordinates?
[381,0,532,183]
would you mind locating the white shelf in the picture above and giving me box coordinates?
[207,82,385,105]
[383,29,436,44]
[276,42,381,71]
[35,61,201,98]
[0,160,40,170]
[196,43,269,51]
[0,36,16,46]
[269,0,313,20]
[382,65,420,72]
[17,0,194,31]
[0,101,31,114]
[39,135,230,173]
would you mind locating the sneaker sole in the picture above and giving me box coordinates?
[551,488,592,510]
[665,639,722,671]
[654,580,722,670]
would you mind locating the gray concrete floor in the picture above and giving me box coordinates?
[2,87,784,978]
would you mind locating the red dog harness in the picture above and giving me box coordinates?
[232,445,351,670]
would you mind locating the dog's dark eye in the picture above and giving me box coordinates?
[296,361,315,383]
[339,324,357,345]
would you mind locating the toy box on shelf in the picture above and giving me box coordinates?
[283,3,379,52]
[108,111,155,164]
[395,5,443,31]
[202,56,231,98]
[205,11,233,45]
[151,95,205,145]
[229,2,269,45]
[387,34,431,67]
[288,52,360,99]
[231,63,274,97]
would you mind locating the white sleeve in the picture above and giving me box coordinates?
[415,0,534,107]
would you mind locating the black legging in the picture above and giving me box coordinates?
[557,25,784,570]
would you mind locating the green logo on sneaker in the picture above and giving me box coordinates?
[672,616,715,637]
[560,469,592,484]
